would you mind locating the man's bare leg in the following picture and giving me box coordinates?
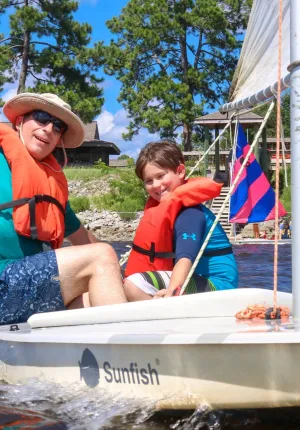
[67,292,90,310]
[55,243,127,307]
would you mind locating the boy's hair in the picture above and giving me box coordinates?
[135,140,185,180]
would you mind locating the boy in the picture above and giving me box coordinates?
[124,140,238,300]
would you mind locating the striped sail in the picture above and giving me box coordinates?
[229,124,286,223]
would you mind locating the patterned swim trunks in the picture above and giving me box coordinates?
[0,251,65,325]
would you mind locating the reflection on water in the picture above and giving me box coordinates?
[0,243,294,429]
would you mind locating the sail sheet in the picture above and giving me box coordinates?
[229,124,286,223]
[230,0,290,103]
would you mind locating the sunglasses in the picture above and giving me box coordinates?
[27,110,68,134]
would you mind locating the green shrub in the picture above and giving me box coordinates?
[271,167,291,211]
[94,158,110,173]
[69,196,90,213]
[91,171,146,219]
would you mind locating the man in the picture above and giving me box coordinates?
[0,92,126,325]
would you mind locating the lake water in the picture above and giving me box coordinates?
[0,242,296,429]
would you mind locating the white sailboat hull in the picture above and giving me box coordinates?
[0,288,299,410]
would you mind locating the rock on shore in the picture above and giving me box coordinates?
[77,209,143,242]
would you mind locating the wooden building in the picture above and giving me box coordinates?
[187,111,265,184]
[55,121,120,165]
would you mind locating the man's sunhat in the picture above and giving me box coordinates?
[3,93,85,148]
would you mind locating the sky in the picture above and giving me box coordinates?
[0,0,160,158]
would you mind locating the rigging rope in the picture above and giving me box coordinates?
[180,101,276,295]
[236,0,290,320]
[273,0,283,312]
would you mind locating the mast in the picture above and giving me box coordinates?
[290,0,300,320]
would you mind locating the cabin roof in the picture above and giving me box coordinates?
[194,111,264,128]
[109,159,129,167]
[81,139,120,155]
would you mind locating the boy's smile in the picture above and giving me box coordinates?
[143,162,186,202]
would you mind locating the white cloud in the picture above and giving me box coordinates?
[2,87,17,102]
[0,86,18,120]
[96,108,159,159]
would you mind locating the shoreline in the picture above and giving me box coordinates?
[76,209,282,242]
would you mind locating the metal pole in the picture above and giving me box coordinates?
[290,0,300,320]
[215,127,220,172]
[220,74,290,113]
[204,126,209,176]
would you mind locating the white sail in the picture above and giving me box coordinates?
[230,0,290,103]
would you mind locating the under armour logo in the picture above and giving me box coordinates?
[182,233,197,241]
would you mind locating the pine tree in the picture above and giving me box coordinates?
[0,0,105,121]
[104,0,252,150]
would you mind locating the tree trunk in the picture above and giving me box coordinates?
[183,122,192,151]
[17,27,30,94]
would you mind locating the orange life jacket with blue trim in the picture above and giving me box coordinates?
[0,123,68,249]
[125,177,222,276]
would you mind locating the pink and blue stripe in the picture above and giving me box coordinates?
[230,124,286,223]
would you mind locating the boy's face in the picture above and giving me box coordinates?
[143,162,185,202]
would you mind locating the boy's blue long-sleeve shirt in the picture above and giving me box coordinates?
[174,205,238,290]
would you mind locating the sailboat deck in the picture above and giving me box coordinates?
[0,288,297,345]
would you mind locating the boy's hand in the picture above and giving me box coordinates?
[153,289,173,299]
[153,286,181,299]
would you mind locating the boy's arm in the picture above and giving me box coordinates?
[154,258,192,298]
[154,206,206,298]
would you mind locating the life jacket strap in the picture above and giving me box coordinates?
[0,194,66,240]
[132,242,175,263]
[203,246,233,257]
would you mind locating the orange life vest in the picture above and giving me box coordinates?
[125,177,222,276]
[0,123,68,249]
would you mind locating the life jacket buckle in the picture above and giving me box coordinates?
[35,194,45,203]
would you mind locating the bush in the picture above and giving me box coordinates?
[91,171,146,219]
[94,159,110,173]
[271,167,291,211]
[69,196,90,213]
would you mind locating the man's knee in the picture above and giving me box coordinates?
[92,243,119,265]
[79,242,119,265]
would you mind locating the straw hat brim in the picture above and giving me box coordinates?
[3,93,85,148]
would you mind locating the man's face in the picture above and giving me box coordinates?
[16,112,63,161]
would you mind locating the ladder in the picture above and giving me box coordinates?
[209,187,232,236]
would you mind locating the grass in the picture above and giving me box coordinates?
[64,164,122,181]
[67,167,146,219]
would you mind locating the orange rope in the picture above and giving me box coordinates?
[236,0,289,321]
[236,304,289,321]
[273,0,283,311]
